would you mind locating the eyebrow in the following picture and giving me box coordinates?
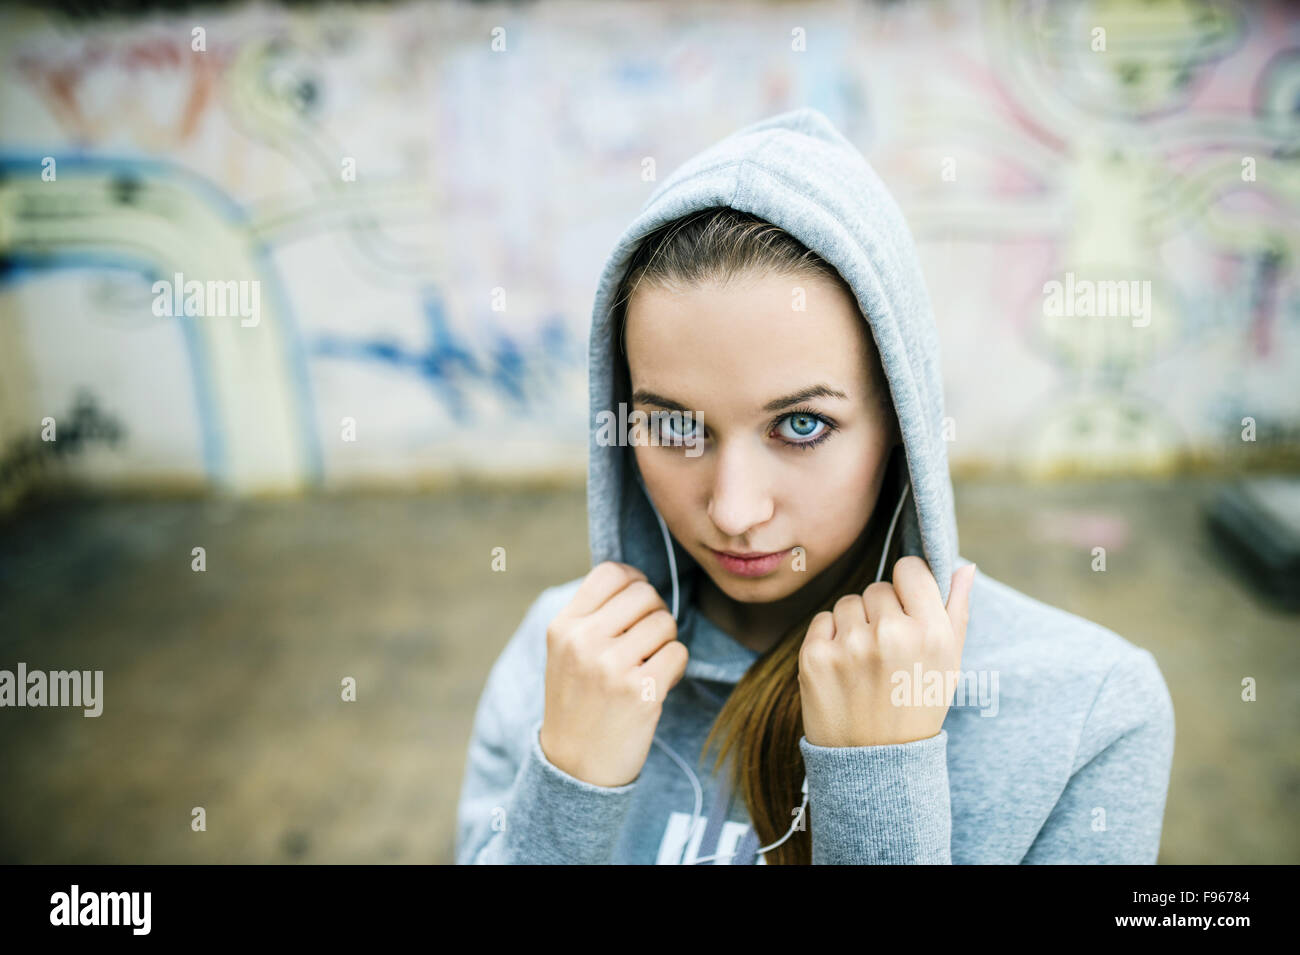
[631,384,849,414]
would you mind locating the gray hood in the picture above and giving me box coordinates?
[585,107,960,623]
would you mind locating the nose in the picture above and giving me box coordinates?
[707,438,774,540]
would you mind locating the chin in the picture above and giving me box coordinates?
[707,568,799,604]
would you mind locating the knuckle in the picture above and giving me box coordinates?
[546,619,571,651]
[592,561,633,590]
[807,610,834,639]
[873,618,913,653]
[614,562,645,586]
[628,579,661,604]
[833,593,863,615]
[842,623,871,656]
[566,616,592,644]
[873,614,906,639]
[589,561,618,583]
[894,555,927,578]
[799,639,833,671]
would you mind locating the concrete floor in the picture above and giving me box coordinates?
[0,477,1296,864]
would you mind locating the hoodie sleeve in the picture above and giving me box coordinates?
[455,587,641,864]
[1020,648,1175,864]
[798,729,953,864]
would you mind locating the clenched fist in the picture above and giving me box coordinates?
[539,561,690,787]
[799,557,976,748]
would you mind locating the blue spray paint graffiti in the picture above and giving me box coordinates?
[310,287,576,419]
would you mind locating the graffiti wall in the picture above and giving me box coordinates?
[0,0,1296,505]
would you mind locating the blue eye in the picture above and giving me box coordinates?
[774,408,837,449]
[786,414,820,437]
[656,412,700,444]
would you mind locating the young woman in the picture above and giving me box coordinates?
[456,108,1175,865]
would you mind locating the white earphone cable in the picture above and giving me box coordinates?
[635,457,914,863]
[687,478,913,864]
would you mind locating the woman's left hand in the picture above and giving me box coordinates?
[798,557,976,748]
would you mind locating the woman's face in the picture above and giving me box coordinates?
[626,269,899,606]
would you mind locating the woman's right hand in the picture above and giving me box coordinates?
[539,561,689,787]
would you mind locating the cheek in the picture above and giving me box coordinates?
[792,440,881,540]
[633,448,688,514]
[633,446,662,485]
[820,426,878,477]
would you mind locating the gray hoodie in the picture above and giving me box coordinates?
[455,108,1175,865]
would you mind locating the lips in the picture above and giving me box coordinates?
[709,546,792,578]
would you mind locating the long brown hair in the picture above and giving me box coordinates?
[608,207,906,864]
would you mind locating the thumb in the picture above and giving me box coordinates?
[945,563,977,652]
